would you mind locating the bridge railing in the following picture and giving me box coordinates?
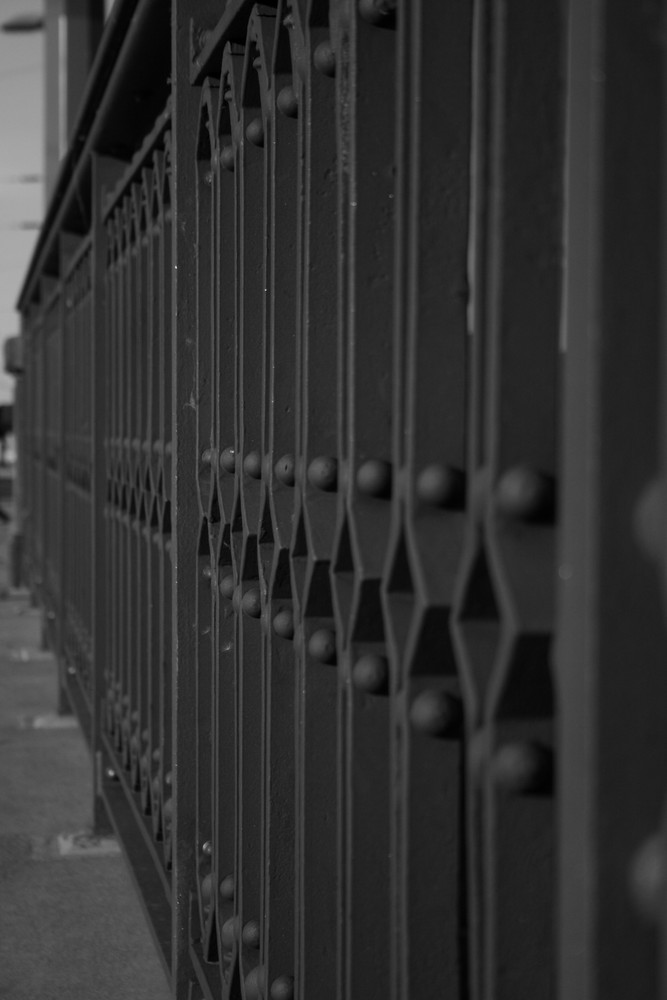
[14,1,667,998]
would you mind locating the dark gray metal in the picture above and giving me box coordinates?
[13,2,667,999]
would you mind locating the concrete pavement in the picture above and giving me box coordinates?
[0,512,172,1000]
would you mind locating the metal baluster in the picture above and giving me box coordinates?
[260,6,299,998]
[194,79,221,986]
[215,44,245,998]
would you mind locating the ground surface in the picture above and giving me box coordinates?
[0,511,171,1000]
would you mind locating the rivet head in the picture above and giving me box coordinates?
[495,466,555,522]
[630,833,665,922]
[243,451,262,479]
[104,766,118,781]
[492,741,553,794]
[357,459,392,499]
[313,40,336,76]
[244,966,266,1000]
[220,446,236,473]
[201,447,212,465]
[220,144,235,171]
[277,85,298,118]
[201,873,213,905]
[219,873,235,902]
[275,453,296,487]
[307,455,338,492]
[202,840,212,856]
[219,571,235,599]
[352,654,389,694]
[270,975,295,1000]
[308,628,337,665]
[242,588,262,618]
[246,117,264,147]
[163,797,173,824]
[242,918,261,948]
[409,690,462,737]
[416,463,466,509]
[273,609,294,639]
[221,915,240,948]
[202,564,212,580]
[358,0,396,25]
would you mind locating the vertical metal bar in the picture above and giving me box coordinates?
[557,2,667,998]
[383,2,474,999]
[261,8,299,996]
[291,7,341,997]
[171,3,214,993]
[215,44,245,997]
[92,154,124,830]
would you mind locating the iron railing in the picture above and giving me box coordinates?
[14,1,667,998]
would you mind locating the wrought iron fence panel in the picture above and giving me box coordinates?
[13,1,667,998]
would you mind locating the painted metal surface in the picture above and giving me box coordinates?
[12,1,667,998]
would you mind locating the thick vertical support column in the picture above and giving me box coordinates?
[557,2,667,998]
[44,0,104,199]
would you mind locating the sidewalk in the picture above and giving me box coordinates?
[0,513,172,1000]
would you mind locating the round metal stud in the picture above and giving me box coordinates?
[357,459,392,499]
[275,453,296,487]
[352,653,389,694]
[277,85,298,118]
[246,117,264,147]
[202,840,212,857]
[220,144,235,172]
[243,451,263,479]
[221,915,240,948]
[273,609,294,640]
[409,690,462,737]
[163,797,173,825]
[220,446,236,473]
[270,975,295,1000]
[201,873,213,905]
[308,628,337,665]
[416,463,466,509]
[219,873,235,902]
[492,741,553,794]
[202,564,212,580]
[630,833,665,922]
[358,0,396,25]
[307,455,338,492]
[242,918,261,949]
[105,766,118,781]
[219,572,235,599]
[313,40,336,77]
[201,447,212,465]
[244,966,266,1000]
[242,588,262,619]
[495,466,555,522]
